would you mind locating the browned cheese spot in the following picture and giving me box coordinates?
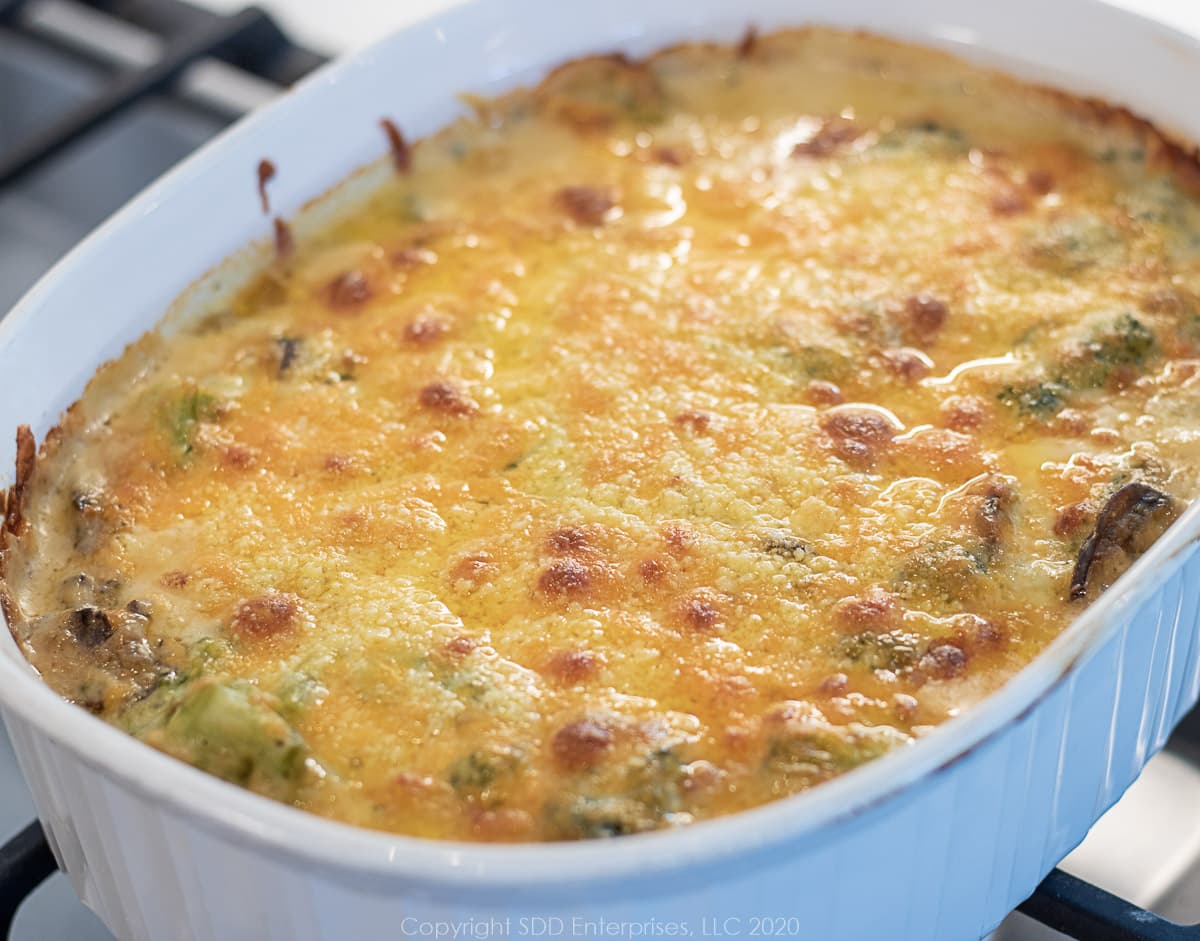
[939,394,991,432]
[538,558,592,597]
[653,146,687,166]
[452,551,497,584]
[673,409,714,434]
[326,270,373,311]
[878,347,932,382]
[834,587,900,631]
[418,381,478,416]
[546,525,597,556]
[918,642,968,680]
[660,522,697,553]
[556,185,619,226]
[792,118,861,158]
[231,592,303,639]
[551,718,614,770]
[820,408,897,467]
[543,649,604,684]
[444,636,479,657]
[638,557,666,583]
[805,380,844,406]
[678,590,723,631]
[899,292,948,344]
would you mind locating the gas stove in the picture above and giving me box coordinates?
[1,2,1199,939]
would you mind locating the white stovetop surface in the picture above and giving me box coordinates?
[192,0,1200,57]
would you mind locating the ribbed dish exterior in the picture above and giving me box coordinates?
[2,546,1197,941]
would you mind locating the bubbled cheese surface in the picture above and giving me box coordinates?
[6,29,1200,841]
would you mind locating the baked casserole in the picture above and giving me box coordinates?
[3,28,1200,842]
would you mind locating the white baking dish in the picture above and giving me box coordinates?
[2,1,1199,938]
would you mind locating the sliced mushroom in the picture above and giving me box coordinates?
[966,475,1017,560]
[1069,483,1177,601]
[17,604,170,711]
[67,605,113,647]
[70,486,112,554]
[274,336,303,376]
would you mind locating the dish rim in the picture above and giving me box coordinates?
[0,0,1198,889]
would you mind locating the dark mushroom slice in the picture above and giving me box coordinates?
[15,603,171,711]
[957,473,1018,562]
[67,605,114,647]
[70,487,110,554]
[274,336,303,376]
[1069,483,1177,601]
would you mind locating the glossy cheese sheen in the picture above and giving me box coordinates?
[5,28,1200,842]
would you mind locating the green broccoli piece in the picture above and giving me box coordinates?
[544,795,659,839]
[157,679,309,800]
[165,388,222,459]
[765,721,906,788]
[838,629,923,672]
[447,746,523,798]
[997,381,1069,418]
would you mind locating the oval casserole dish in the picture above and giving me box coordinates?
[1,0,1200,938]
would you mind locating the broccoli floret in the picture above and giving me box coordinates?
[1090,313,1155,367]
[543,747,692,839]
[895,539,990,603]
[545,795,658,839]
[875,120,968,156]
[765,721,906,788]
[165,387,222,459]
[838,630,923,672]
[151,679,310,800]
[999,313,1157,417]
[997,381,1069,418]
[1054,313,1157,389]
[447,746,523,798]
[1026,213,1123,274]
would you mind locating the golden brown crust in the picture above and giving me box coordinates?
[532,27,1200,198]
[1031,87,1200,197]
[4,425,35,540]
[5,26,1200,843]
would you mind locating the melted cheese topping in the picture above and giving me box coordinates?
[6,29,1200,842]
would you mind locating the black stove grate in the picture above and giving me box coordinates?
[0,0,322,187]
[1016,869,1198,941]
[0,2,1198,939]
[0,823,54,939]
